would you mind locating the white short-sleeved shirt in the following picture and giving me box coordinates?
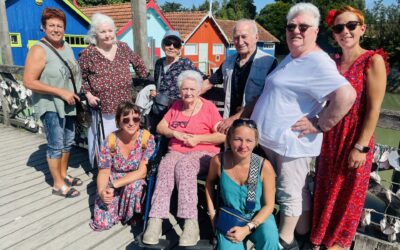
[251,50,349,157]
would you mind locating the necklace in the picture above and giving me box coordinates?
[171,99,199,129]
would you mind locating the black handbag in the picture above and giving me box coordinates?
[215,153,263,235]
[40,40,91,127]
[151,93,171,117]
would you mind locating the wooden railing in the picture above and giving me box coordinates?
[1,64,400,131]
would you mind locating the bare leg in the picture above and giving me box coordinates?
[328,244,344,250]
[295,210,311,235]
[47,158,64,189]
[279,214,300,244]
[60,152,69,179]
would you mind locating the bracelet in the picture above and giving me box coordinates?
[251,220,260,228]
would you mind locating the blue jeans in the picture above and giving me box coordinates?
[41,112,76,159]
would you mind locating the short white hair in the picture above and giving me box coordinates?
[233,19,258,37]
[287,3,320,27]
[86,13,117,45]
[177,70,203,91]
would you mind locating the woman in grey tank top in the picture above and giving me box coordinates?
[23,8,82,198]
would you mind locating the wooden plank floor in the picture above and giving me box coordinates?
[0,124,214,250]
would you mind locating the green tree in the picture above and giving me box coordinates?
[256,1,291,50]
[218,0,257,20]
[192,0,220,12]
[159,1,188,12]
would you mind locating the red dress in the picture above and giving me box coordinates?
[310,50,389,248]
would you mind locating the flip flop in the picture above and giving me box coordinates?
[52,185,80,198]
[64,175,83,186]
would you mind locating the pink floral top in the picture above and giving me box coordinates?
[79,41,148,114]
[98,129,156,176]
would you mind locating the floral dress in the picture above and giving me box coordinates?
[311,50,389,247]
[90,129,156,231]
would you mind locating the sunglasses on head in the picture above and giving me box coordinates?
[163,38,182,49]
[331,21,360,34]
[286,23,313,33]
[122,117,141,124]
[232,119,257,129]
[170,121,188,129]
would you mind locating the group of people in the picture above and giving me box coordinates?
[23,2,389,250]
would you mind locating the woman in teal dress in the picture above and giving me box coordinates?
[205,119,279,249]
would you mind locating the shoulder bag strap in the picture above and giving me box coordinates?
[40,39,78,95]
[141,129,151,149]
[245,153,261,212]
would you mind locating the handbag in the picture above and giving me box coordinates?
[40,40,91,128]
[150,58,171,117]
[151,93,171,117]
[215,153,263,235]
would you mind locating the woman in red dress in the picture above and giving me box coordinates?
[311,6,389,249]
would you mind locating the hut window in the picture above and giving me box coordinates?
[212,44,224,55]
[184,44,198,55]
[64,34,89,48]
[263,43,274,49]
[9,33,22,47]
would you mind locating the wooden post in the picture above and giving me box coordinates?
[131,0,149,70]
[0,0,14,65]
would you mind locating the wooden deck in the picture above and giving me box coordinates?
[0,124,213,250]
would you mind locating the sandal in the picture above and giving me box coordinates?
[52,185,80,198]
[64,175,83,186]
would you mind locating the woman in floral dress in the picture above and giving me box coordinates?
[311,6,389,249]
[90,101,155,231]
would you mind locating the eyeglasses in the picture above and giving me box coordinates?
[331,21,360,34]
[232,119,258,129]
[163,38,182,49]
[170,121,188,129]
[122,117,141,124]
[286,23,313,33]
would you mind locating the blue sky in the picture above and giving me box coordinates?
[156,0,397,12]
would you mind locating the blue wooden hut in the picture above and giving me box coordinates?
[6,0,90,66]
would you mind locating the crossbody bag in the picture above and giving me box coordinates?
[40,40,91,127]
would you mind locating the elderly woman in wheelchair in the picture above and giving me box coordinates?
[142,70,225,247]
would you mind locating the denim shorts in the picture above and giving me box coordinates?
[40,112,76,159]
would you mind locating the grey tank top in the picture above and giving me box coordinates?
[32,41,81,119]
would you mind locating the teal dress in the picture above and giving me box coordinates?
[217,155,279,250]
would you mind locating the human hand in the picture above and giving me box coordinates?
[348,148,367,169]
[226,226,250,243]
[86,92,100,107]
[217,117,236,134]
[173,131,190,142]
[59,89,79,106]
[100,187,114,205]
[291,116,320,137]
[150,90,157,98]
[183,134,200,147]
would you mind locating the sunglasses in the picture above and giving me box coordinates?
[170,121,188,129]
[232,119,258,129]
[163,39,182,49]
[286,23,313,33]
[331,21,360,34]
[122,117,141,124]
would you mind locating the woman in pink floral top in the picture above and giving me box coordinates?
[79,13,148,168]
[90,101,155,231]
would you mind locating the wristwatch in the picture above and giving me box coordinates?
[246,222,256,233]
[354,143,370,153]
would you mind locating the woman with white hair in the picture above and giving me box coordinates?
[79,13,148,168]
[250,3,356,249]
[142,70,225,247]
